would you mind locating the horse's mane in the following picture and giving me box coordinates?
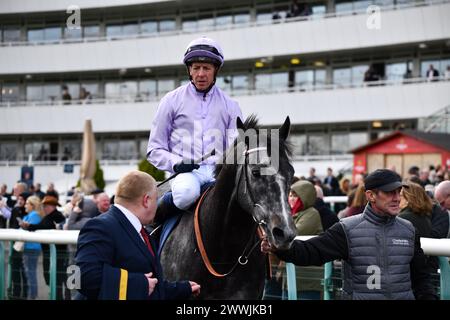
[214,115,292,178]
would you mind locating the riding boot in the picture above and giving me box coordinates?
[154,192,185,226]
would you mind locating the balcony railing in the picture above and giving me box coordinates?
[1,76,448,108]
[0,0,448,47]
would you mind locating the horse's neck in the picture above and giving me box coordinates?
[200,167,254,253]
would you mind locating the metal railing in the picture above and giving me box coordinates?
[1,226,449,300]
[0,0,447,47]
[285,236,450,300]
[0,229,79,300]
[1,76,448,109]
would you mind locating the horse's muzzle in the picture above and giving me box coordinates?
[271,226,296,250]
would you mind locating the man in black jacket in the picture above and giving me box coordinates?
[313,185,339,231]
[262,169,437,300]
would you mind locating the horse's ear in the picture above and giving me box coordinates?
[279,116,290,141]
[236,117,245,130]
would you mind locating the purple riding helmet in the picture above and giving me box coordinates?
[183,36,224,68]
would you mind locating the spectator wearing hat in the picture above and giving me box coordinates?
[20,195,68,299]
[262,169,437,300]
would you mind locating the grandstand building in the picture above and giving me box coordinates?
[1,0,449,192]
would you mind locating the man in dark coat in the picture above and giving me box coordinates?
[75,170,200,300]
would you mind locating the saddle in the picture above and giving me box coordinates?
[151,182,215,256]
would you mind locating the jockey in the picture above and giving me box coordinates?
[147,36,243,213]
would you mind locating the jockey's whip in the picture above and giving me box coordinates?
[156,149,216,188]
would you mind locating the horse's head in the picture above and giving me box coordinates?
[223,115,297,250]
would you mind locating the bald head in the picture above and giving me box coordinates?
[115,170,156,206]
[435,180,450,210]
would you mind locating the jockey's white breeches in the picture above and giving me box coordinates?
[171,165,215,210]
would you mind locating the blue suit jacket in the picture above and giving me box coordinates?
[75,205,191,300]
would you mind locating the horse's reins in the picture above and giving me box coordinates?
[194,146,269,278]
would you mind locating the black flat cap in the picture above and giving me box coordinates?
[364,169,403,192]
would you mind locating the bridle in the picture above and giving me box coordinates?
[194,146,270,278]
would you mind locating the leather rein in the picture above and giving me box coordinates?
[194,147,269,278]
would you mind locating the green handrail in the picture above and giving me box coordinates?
[286,263,297,300]
[323,262,333,300]
[439,256,450,300]
[49,244,57,300]
[7,241,12,299]
[0,241,4,300]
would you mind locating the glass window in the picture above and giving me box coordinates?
[0,142,18,161]
[335,2,353,15]
[43,84,60,101]
[255,73,271,91]
[421,59,440,78]
[105,82,120,99]
[234,12,251,24]
[139,80,157,99]
[106,24,122,38]
[84,25,100,38]
[441,59,450,77]
[102,141,118,160]
[256,10,273,22]
[44,27,61,41]
[349,132,368,149]
[64,27,82,40]
[232,75,248,92]
[354,0,373,12]
[64,83,79,101]
[158,79,175,96]
[295,70,314,87]
[139,139,148,158]
[81,83,99,99]
[374,0,394,6]
[315,69,326,85]
[123,23,139,35]
[1,84,19,102]
[216,76,232,92]
[182,19,198,32]
[308,134,330,155]
[352,65,369,83]
[120,81,138,99]
[3,28,21,42]
[27,85,44,101]
[141,21,157,34]
[333,68,352,86]
[272,72,289,89]
[331,133,349,154]
[386,62,407,81]
[198,16,214,30]
[159,19,176,32]
[25,142,50,161]
[27,28,44,42]
[312,5,326,19]
[61,141,81,160]
[289,134,307,156]
[216,14,233,26]
[118,141,138,160]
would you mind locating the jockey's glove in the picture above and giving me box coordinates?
[173,162,200,174]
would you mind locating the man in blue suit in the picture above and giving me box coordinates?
[75,170,200,300]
